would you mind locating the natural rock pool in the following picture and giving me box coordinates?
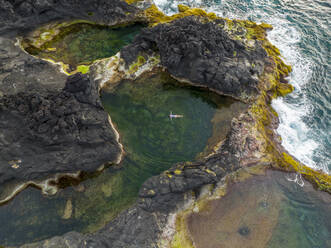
[22,22,143,72]
[187,170,331,248]
[0,72,246,246]
[1,1,330,247]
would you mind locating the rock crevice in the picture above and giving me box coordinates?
[0,1,329,248]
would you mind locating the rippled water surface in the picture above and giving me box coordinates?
[155,0,330,173]
[0,72,246,246]
[187,170,331,248]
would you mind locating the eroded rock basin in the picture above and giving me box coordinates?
[22,22,144,72]
[187,170,331,248]
[0,72,246,246]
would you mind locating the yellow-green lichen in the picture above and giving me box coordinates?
[25,20,96,49]
[22,21,143,74]
[205,168,216,177]
[178,4,190,13]
[46,47,57,52]
[260,22,273,30]
[129,55,146,73]
[125,0,143,4]
[244,21,269,40]
[76,65,90,74]
[276,83,294,97]
[171,213,195,248]
[248,57,330,193]
[141,4,330,195]
[138,8,271,53]
[167,173,173,178]
[40,31,52,41]
[149,54,161,66]
[143,4,218,27]
[248,91,330,193]
[261,40,292,90]
[279,152,331,193]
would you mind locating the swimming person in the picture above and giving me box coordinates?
[169,111,184,120]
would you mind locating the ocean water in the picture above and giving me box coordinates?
[154,0,330,174]
[0,2,329,246]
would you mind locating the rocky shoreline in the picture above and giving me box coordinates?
[0,0,330,247]
[0,0,141,204]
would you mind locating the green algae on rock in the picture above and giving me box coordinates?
[1,1,330,248]
[21,22,144,74]
[137,5,330,191]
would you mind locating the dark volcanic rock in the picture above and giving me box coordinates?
[122,16,267,101]
[0,72,121,185]
[17,110,258,248]
[0,2,286,248]
[0,0,139,37]
[0,36,67,96]
[0,0,137,197]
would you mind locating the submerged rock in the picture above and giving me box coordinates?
[184,169,331,248]
[62,198,73,219]
[0,1,329,248]
[21,22,144,74]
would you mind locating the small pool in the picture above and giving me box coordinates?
[187,170,331,248]
[23,22,143,71]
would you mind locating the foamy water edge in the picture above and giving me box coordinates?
[154,0,329,174]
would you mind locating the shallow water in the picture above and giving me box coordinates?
[3,2,329,245]
[24,23,143,70]
[187,170,331,248]
[154,0,331,173]
[0,72,246,246]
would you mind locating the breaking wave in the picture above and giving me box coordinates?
[154,0,330,173]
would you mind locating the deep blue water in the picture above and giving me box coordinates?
[155,0,331,173]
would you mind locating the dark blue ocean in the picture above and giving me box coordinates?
[155,0,331,174]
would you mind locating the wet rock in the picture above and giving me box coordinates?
[0,1,306,248]
[0,0,139,36]
[17,107,260,247]
[0,0,139,202]
[0,72,122,187]
[121,16,267,102]
[238,226,251,236]
[62,199,73,219]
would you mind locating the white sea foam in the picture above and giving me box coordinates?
[154,0,329,173]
